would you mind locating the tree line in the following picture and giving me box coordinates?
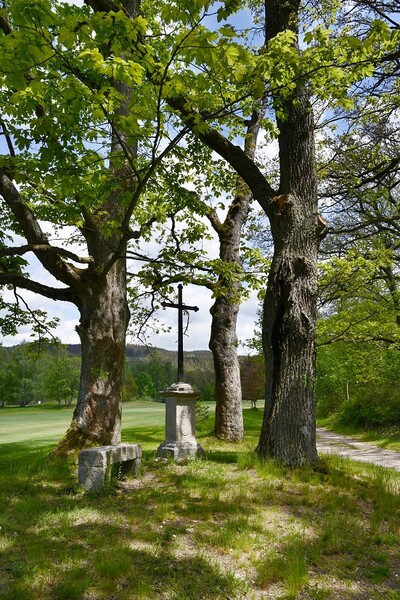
[3,335,399,432]
[0,344,81,408]
[0,342,268,408]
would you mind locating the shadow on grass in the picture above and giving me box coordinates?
[5,545,242,600]
[204,450,239,464]
[0,442,59,472]
[2,413,399,599]
[2,492,244,598]
[0,449,253,599]
[1,432,400,599]
[243,407,264,431]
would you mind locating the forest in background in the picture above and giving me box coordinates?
[0,342,263,409]
[1,338,399,432]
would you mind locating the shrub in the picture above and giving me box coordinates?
[336,386,400,428]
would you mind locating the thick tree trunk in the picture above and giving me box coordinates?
[252,0,322,467]
[209,218,245,442]
[257,202,319,466]
[53,0,136,456]
[53,258,129,455]
[209,292,243,441]
[256,81,321,466]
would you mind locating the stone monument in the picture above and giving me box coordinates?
[157,382,205,459]
[157,284,205,460]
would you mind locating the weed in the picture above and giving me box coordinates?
[319,514,358,555]
[52,568,92,600]
[365,563,392,583]
[307,587,332,599]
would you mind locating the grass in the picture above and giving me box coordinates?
[0,400,166,446]
[0,403,399,599]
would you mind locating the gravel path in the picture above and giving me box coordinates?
[316,428,400,472]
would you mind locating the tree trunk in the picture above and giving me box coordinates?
[209,220,245,442]
[53,258,129,455]
[53,0,137,456]
[256,80,321,466]
[209,292,243,441]
[208,106,265,442]
[257,206,319,466]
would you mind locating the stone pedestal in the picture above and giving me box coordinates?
[157,382,205,460]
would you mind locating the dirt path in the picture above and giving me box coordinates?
[316,428,400,472]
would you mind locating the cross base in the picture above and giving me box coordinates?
[157,382,205,461]
[157,441,205,460]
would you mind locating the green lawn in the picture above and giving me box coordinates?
[0,404,399,599]
[0,400,166,446]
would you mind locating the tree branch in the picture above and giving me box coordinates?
[83,0,277,207]
[167,96,277,206]
[0,169,82,287]
[0,272,76,303]
[0,120,16,157]
[0,244,93,264]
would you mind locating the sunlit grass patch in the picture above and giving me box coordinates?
[1,405,399,599]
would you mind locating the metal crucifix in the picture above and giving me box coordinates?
[161,284,199,382]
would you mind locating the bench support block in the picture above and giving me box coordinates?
[78,443,142,492]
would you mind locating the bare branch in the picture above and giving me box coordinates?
[0,272,76,303]
[0,169,81,286]
[0,120,16,157]
[167,95,277,206]
[12,288,60,344]
[0,244,93,264]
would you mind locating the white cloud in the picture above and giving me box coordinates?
[2,279,261,352]
[128,283,261,352]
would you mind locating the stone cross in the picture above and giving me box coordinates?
[161,284,199,382]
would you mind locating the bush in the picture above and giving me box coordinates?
[335,386,400,428]
[317,388,346,419]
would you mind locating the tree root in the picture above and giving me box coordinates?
[50,422,103,459]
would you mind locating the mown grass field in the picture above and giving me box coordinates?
[0,402,399,599]
[0,401,166,446]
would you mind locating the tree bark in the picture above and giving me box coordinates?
[0,163,131,455]
[256,82,320,466]
[208,105,265,442]
[130,0,321,464]
[208,192,248,442]
[54,259,129,454]
[51,150,132,455]
[257,205,319,465]
[52,0,138,455]
[210,286,243,441]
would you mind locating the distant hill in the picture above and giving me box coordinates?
[66,343,213,365]
[2,342,213,368]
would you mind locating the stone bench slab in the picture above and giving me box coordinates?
[78,443,142,492]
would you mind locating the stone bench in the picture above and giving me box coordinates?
[78,443,142,492]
